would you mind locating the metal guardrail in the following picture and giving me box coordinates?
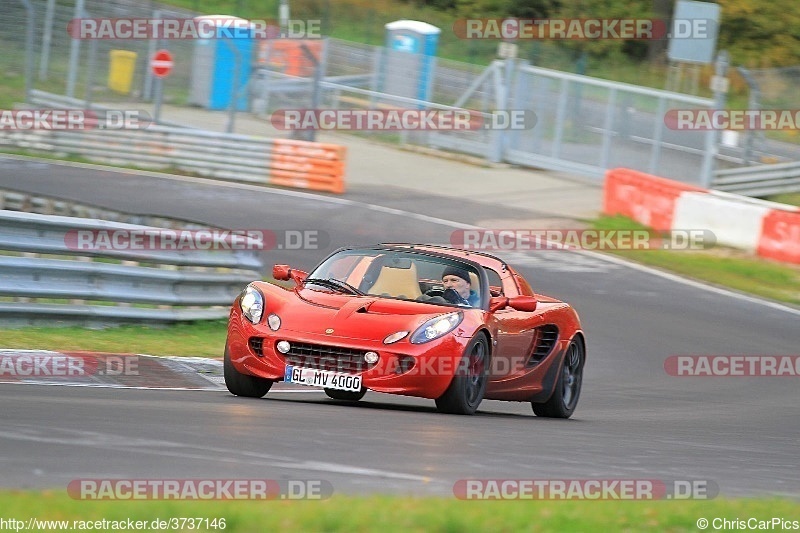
[22,90,191,129]
[712,161,800,196]
[6,90,347,193]
[0,210,262,327]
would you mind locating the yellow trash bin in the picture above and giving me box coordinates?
[108,50,137,95]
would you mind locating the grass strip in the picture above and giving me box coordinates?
[591,215,800,306]
[2,491,800,532]
[0,320,228,357]
[766,193,800,207]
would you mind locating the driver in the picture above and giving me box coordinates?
[441,266,480,307]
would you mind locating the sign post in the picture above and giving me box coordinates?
[150,49,174,124]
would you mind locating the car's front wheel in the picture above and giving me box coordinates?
[224,345,272,398]
[324,387,367,401]
[532,337,584,418]
[435,334,489,415]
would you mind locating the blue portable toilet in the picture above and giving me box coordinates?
[189,15,255,111]
[382,20,440,103]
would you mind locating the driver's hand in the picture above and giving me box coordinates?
[442,288,468,306]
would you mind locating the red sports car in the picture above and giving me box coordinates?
[224,244,585,417]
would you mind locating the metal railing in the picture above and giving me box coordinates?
[0,210,262,327]
[6,90,347,193]
[712,161,800,196]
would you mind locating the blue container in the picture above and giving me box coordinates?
[383,20,440,103]
[189,16,254,111]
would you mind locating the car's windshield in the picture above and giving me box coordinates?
[306,248,483,308]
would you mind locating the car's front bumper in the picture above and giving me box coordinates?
[227,310,470,400]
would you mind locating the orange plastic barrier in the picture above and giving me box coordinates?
[258,40,322,77]
[269,139,346,194]
[757,209,800,264]
[603,168,706,231]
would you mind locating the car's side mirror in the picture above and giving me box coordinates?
[489,295,537,312]
[489,296,509,313]
[509,295,537,312]
[273,264,307,286]
[273,264,291,281]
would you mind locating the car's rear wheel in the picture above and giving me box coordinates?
[224,345,272,398]
[532,337,584,418]
[435,334,489,415]
[324,387,367,401]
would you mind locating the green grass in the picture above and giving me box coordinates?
[592,215,800,306]
[766,192,800,207]
[0,320,228,357]
[2,491,799,532]
[0,45,81,110]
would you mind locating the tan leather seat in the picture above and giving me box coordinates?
[469,271,482,305]
[469,271,480,292]
[368,263,423,299]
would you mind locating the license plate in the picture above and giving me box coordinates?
[284,366,362,392]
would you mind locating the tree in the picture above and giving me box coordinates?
[716,0,800,67]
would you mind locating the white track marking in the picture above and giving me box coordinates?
[0,424,432,482]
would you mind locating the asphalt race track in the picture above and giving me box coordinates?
[1,157,799,498]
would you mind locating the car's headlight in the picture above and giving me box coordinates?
[410,312,463,344]
[240,285,264,324]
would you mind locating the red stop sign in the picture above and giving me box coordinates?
[150,49,174,78]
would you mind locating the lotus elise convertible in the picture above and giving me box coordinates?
[224,244,585,416]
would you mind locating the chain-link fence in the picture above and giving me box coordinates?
[4,0,800,188]
[1,0,712,109]
[4,0,197,104]
[747,67,800,110]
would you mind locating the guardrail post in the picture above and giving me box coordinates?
[19,0,36,101]
[65,0,85,98]
[737,67,762,166]
[700,50,729,189]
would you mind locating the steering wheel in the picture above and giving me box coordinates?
[416,290,447,304]
[425,287,445,298]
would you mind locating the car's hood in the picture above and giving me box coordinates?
[268,288,465,341]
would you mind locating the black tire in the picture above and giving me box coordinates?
[224,345,272,398]
[324,387,367,401]
[435,334,489,415]
[532,337,584,419]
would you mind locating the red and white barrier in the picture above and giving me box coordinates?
[759,209,800,264]
[603,168,705,232]
[604,168,800,264]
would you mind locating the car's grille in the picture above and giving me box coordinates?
[249,337,264,356]
[528,325,559,366]
[282,341,376,374]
